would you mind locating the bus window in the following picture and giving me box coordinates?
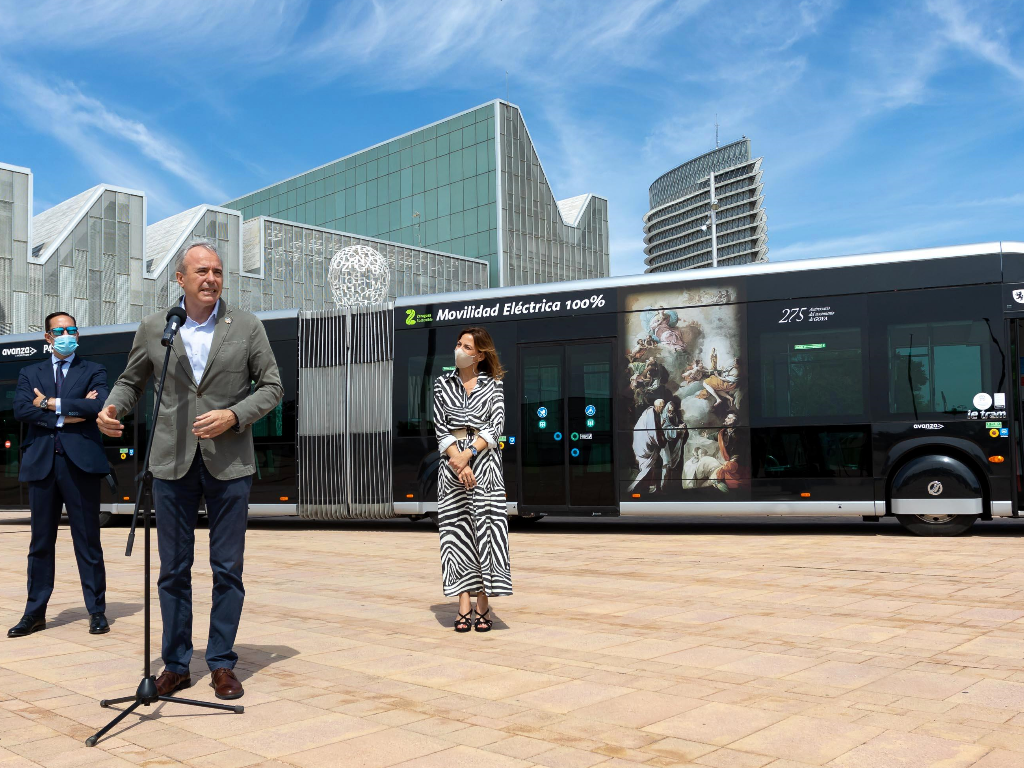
[760,327,865,419]
[752,427,871,479]
[749,296,868,423]
[888,321,990,415]
[0,379,20,506]
[402,354,452,434]
[252,338,296,442]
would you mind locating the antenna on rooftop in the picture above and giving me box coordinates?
[715,114,719,148]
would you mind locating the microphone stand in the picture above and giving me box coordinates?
[87,326,242,747]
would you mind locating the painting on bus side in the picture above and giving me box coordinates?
[621,284,748,498]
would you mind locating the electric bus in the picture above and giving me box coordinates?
[2,241,1022,536]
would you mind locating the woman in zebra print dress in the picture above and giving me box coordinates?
[433,327,511,632]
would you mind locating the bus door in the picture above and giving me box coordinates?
[0,376,23,507]
[518,341,617,515]
[1010,319,1024,511]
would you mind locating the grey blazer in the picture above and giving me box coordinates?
[105,301,284,481]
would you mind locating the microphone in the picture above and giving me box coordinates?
[161,307,187,347]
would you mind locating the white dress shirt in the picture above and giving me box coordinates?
[179,299,219,383]
[51,352,75,428]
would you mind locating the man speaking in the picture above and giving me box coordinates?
[98,238,282,700]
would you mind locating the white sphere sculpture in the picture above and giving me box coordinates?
[327,244,390,307]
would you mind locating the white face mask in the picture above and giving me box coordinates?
[455,348,478,369]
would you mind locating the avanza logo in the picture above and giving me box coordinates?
[1,346,37,357]
[913,423,944,430]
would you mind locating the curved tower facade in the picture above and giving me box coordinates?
[643,139,767,272]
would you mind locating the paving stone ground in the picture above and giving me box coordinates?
[1,513,1024,768]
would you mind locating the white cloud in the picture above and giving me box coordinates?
[927,0,1024,84]
[296,0,713,88]
[0,0,303,62]
[767,220,968,262]
[0,62,227,216]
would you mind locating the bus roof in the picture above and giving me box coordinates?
[1,241,1020,343]
[396,241,1024,308]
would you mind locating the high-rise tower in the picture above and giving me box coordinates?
[644,139,767,272]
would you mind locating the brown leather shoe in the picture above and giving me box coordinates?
[211,668,244,700]
[155,669,191,696]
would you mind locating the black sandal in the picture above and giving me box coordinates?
[474,608,492,632]
[454,610,473,633]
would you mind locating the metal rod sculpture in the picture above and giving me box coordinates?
[297,246,395,519]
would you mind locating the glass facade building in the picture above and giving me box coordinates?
[0,166,489,336]
[145,205,242,313]
[224,100,608,287]
[239,217,488,311]
[0,163,32,334]
[643,139,768,272]
[27,185,147,332]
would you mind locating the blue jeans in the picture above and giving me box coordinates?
[153,450,251,675]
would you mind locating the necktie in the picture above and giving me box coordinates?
[54,362,64,453]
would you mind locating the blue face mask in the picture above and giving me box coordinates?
[53,335,78,356]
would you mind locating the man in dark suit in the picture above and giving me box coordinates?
[8,312,111,638]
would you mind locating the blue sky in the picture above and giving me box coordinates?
[1,0,1022,276]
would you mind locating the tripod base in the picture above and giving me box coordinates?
[86,676,243,746]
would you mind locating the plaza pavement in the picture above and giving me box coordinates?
[1,513,1024,768]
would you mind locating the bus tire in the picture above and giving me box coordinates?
[890,454,982,537]
[98,510,113,527]
[895,514,977,537]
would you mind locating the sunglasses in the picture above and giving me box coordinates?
[49,327,78,336]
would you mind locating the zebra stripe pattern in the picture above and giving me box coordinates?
[434,370,512,597]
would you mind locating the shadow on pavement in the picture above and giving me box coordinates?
[231,644,301,682]
[47,600,142,629]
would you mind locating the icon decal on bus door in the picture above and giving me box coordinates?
[585,404,596,416]
[974,393,993,410]
[537,407,548,418]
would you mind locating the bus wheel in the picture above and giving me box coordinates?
[515,513,545,523]
[890,454,982,537]
[98,511,113,527]
[895,513,977,537]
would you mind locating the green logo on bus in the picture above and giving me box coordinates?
[405,309,433,325]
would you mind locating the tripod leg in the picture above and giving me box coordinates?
[158,695,243,714]
[99,695,137,708]
[86,699,143,746]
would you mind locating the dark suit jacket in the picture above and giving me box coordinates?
[13,356,110,481]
